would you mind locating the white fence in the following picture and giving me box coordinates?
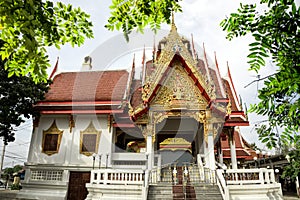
[224,168,276,185]
[216,168,283,200]
[90,169,145,185]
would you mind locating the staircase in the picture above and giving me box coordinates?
[147,164,223,200]
[148,184,173,200]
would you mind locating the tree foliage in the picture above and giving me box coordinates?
[106,0,182,41]
[0,0,93,82]
[221,0,299,178]
[0,40,50,144]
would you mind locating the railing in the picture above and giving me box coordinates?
[215,168,280,200]
[224,168,276,185]
[195,154,216,184]
[196,154,205,182]
[142,170,150,200]
[111,153,147,167]
[90,169,144,185]
[216,169,230,200]
[149,162,172,184]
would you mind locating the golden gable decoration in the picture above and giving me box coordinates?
[42,120,63,156]
[80,121,101,156]
[143,22,216,102]
[152,64,207,110]
[159,138,192,153]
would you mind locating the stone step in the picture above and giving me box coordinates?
[149,165,223,200]
[147,195,173,200]
[148,189,172,195]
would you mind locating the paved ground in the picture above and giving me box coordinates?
[284,195,299,200]
[283,195,300,200]
[1,188,299,199]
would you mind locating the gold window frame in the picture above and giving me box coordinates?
[80,121,101,156]
[42,120,63,156]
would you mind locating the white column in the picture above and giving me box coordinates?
[230,128,238,169]
[207,133,215,170]
[203,140,209,167]
[217,139,223,165]
[146,134,153,170]
[219,150,223,166]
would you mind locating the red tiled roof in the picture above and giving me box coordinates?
[45,70,129,102]
[197,59,207,77]
[130,80,143,108]
[223,79,239,111]
[220,130,255,160]
[209,68,223,98]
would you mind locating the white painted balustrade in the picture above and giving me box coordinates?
[216,168,283,200]
[224,168,276,185]
[90,169,144,185]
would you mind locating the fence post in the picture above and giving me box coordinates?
[259,169,264,184]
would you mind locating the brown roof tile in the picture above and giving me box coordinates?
[45,70,129,102]
[130,80,143,108]
[223,79,239,111]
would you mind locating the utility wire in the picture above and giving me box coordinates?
[244,73,277,88]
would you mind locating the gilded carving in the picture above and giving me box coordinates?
[142,24,216,102]
[135,114,149,124]
[213,123,223,138]
[227,101,232,115]
[159,138,192,153]
[42,120,63,156]
[107,115,112,132]
[128,103,134,116]
[152,65,207,109]
[153,112,166,124]
[152,110,207,125]
[80,121,101,157]
[69,115,75,133]
[142,125,153,137]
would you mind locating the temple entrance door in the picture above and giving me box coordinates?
[67,171,90,200]
[155,118,203,166]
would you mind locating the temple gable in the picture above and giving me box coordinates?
[151,63,208,110]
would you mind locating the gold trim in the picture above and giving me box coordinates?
[80,121,101,156]
[159,138,192,153]
[151,64,208,110]
[69,115,75,133]
[107,115,112,132]
[42,120,63,156]
[142,23,216,102]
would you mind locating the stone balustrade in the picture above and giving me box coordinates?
[90,169,145,185]
[216,168,283,200]
[224,168,276,185]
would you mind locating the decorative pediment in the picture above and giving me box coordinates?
[159,137,192,153]
[142,24,216,103]
[80,121,101,156]
[151,64,208,110]
[42,120,63,156]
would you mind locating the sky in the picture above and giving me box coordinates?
[0,0,278,168]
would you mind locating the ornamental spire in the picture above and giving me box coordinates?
[171,12,177,31]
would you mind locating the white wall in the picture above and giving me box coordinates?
[27,114,112,167]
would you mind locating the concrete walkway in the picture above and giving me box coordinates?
[284,196,299,200]
[1,188,299,200]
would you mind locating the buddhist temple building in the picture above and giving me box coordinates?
[16,19,283,200]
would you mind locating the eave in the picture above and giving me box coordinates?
[224,110,249,127]
[35,100,122,107]
[35,100,124,115]
[39,110,124,114]
[224,121,249,126]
